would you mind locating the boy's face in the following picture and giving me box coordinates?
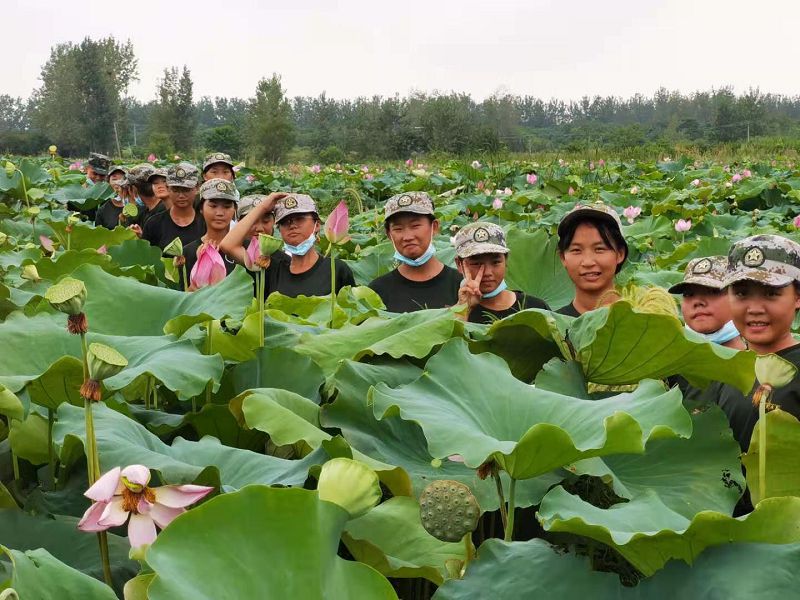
[729,280,800,352]
[386,214,438,260]
[457,253,507,295]
[204,163,235,181]
[681,284,732,334]
[169,186,196,209]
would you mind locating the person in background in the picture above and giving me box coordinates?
[556,201,628,317]
[142,162,205,250]
[94,166,127,230]
[150,168,171,210]
[368,192,461,312]
[453,222,549,323]
[202,152,236,182]
[126,164,168,236]
[85,153,111,185]
[220,194,289,271]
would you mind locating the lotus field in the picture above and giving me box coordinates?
[3,155,800,599]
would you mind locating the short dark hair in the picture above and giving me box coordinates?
[384,213,435,232]
[557,216,628,273]
[135,181,154,197]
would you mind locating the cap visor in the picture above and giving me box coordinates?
[456,244,509,259]
[385,206,435,222]
[724,268,794,288]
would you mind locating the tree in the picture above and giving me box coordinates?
[203,125,243,157]
[148,66,196,153]
[247,74,294,164]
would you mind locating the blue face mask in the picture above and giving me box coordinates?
[393,233,436,267]
[481,279,508,299]
[134,195,143,207]
[685,320,740,345]
[284,232,316,257]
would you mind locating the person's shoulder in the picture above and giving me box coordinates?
[143,208,169,229]
[555,302,580,317]
[183,239,200,254]
[518,292,549,310]
[439,264,463,284]
[368,268,399,289]
[777,343,800,368]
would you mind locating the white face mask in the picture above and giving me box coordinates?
[284,231,316,256]
[392,231,436,267]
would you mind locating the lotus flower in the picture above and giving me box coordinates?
[245,236,262,270]
[742,169,752,178]
[471,160,481,169]
[492,197,504,210]
[793,215,800,229]
[405,159,413,167]
[558,158,565,167]
[310,164,321,174]
[598,159,605,167]
[68,161,83,171]
[630,185,639,195]
[526,173,538,185]
[190,244,227,289]
[324,200,350,245]
[97,245,107,255]
[361,165,369,173]
[233,165,241,173]
[147,153,157,163]
[732,173,742,183]
[568,187,575,196]
[245,174,256,183]
[675,219,692,232]
[40,235,55,253]
[691,179,700,187]
[78,465,213,549]
[623,206,641,224]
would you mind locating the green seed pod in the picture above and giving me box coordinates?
[122,203,139,218]
[87,343,128,382]
[44,277,86,316]
[258,233,283,257]
[163,237,183,258]
[755,353,797,389]
[317,457,381,519]
[419,480,480,543]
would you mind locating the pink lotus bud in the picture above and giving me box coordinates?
[361,165,369,173]
[675,219,692,233]
[40,235,55,253]
[97,245,107,255]
[598,159,605,167]
[503,187,512,195]
[310,164,321,174]
[471,160,481,169]
[245,174,255,183]
[622,206,641,224]
[793,215,800,229]
[742,169,752,178]
[568,187,575,196]
[691,179,700,187]
[476,181,485,191]
[405,159,413,167]
[147,154,157,163]
[526,173,538,185]
[492,197,504,210]
[731,173,742,183]
[324,200,350,245]
[190,244,227,289]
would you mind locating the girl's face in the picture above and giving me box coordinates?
[559,223,625,293]
[248,213,276,237]
[109,172,125,194]
[151,176,169,200]
[277,213,318,245]
[204,164,235,181]
[729,280,800,353]
[681,285,733,334]
[458,253,507,295]
[387,215,438,259]
[170,186,196,209]
[202,199,236,232]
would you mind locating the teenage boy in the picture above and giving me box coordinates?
[202,152,236,182]
[142,162,205,250]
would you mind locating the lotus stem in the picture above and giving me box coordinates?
[504,478,516,542]
[97,531,113,587]
[759,391,767,502]
[492,470,508,533]
[18,169,29,209]
[181,264,188,292]
[11,449,19,481]
[79,332,100,484]
[47,408,56,490]
[257,269,265,348]
[462,533,473,575]
[329,248,337,328]
[151,376,158,410]
[144,377,150,410]
[204,322,213,406]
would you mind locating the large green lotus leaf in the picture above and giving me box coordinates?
[568,301,756,393]
[505,228,574,309]
[146,486,397,599]
[468,310,569,382]
[231,345,325,402]
[8,412,49,464]
[25,356,84,410]
[46,219,134,251]
[105,238,164,282]
[743,409,800,504]
[537,488,800,576]
[0,547,118,600]
[29,249,112,282]
[294,308,465,376]
[325,358,561,511]
[0,510,137,592]
[0,247,41,270]
[208,312,261,363]
[48,182,114,212]
[534,358,592,398]
[53,402,325,491]
[343,496,466,585]
[371,339,691,480]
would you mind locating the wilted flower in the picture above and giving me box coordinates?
[742,169,752,178]
[310,164,321,174]
[568,187,575,196]
[245,174,256,183]
[690,179,700,187]
[147,154,157,163]
[471,160,481,169]
[793,215,800,229]
[81,343,128,401]
[526,173,538,185]
[732,173,742,183]
[324,200,350,245]
[78,465,213,549]
[190,244,227,289]
[622,206,641,224]
[492,197,504,210]
[405,159,413,167]
[675,219,692,232]
[630,185,639,195]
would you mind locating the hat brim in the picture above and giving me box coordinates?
[385,206,435,222]
[91,167,109,175]
[203,160,234,172]
[668,276,727,294]
[275,209,318,224]
[168,179,199,188]
[200,194,238,204]
[724,267,795,288]
[456,243,509,259]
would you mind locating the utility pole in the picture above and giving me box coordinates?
[113,122,122,159]
[133,123,137,147]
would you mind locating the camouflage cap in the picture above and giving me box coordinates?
[384,192,435,222]
[453,222,509,259]
[148,168,168,181]
[127,163,156,186]
[274,194,318,224]
[199,178,239,204]
[107,165,127,180]
[202,152,234,172]
[238,194,270,219]
[166,162,200,188]
[725,234,800,287]
[668,256,728,294]
[557,200,625,240]
[87,153,111,175]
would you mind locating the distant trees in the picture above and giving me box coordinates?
[246,74,294,163]
[148,66,196,153]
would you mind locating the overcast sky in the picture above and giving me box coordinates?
[5,0,800,102]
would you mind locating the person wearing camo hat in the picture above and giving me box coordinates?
[202,152,236,182]
[708,234,800,458]
[452,222,549,324]
[368,191,462,312]
[142,162,205,250]
[94,166,129,230]
[125,164,169,235]
[669,256,744,350]
[556,201,629,317]
[85,152,111,185]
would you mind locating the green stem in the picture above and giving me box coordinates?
[257,269,265,348]
[48,408,55,490]
[181,264,188,292]
[152,377,158,410]
[204,321,213,406]
[329,248,336,328]
[492,470,508,533]
[144,377,150,410]
[79,332,99,484]
[97,532,113,587]
[462,533,472,575]
[11,449,19,481]
[18,169,29,209]
[504,478,517,542]
[759,390,768,502]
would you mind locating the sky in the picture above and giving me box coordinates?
[5,0,800,103]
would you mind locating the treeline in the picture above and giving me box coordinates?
[3,36,800,161]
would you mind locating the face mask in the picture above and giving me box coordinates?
[134,195,143,207]
[85,176,95,186]
[481,279,508,299]
[393,231,436,267]
[284,232,316,256]
[685,320,740,345]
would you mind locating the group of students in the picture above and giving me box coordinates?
[83,152,800,465]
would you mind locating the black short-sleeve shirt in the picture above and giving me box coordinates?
[555,302,581,318]
[94,200,123,230]
[266,254,356,298]
[467,291,550,324]
[142,210,206,251]
[368,265,462,313]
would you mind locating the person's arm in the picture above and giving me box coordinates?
[454,264,483,322]
[219,192,286,265]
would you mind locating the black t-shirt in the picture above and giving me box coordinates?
[94,200,123,230]
[369,265,462,313]
[180,239,238,289]
[266,254,356,298]
[712,343,800,451]
[556,302,581,317]
[138,201,166,228]
[142,210,206,251]
[467,291,550,324]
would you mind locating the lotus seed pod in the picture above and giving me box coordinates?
[258,233,284,257]
[163,237,183,258]
[24,206,41,218]
[419,480,480,543]
[317,457,382,518]
[755,353,797,389]
[44,277,86,315]
[87,343,128,382]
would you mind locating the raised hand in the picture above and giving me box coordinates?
[457,263,484,312]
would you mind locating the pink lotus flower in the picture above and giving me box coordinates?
[97,245,107,255]
[568,187,575,196]
[324,200,350,245]
[68,161,83,171]
[793,215,800,229]
[310,164,321,174]
[630,185,639,195]
[245,236,262,270]
[492,197,504,210]
[598,159,605,167]
[147,154,157,163]
[405,159,413,167]
[690,179,700,187]
[526,173,538,185]
[476,181,485,191]
[233,165,241,173]
[364,174,374,180]
[78,465,213,549]
[190,244,227,289]
[245,174,256,183]
[675,219,692,232]
[731,173,742,183]
[471,160,481,169]
[361,165,369,173]
[40,235,55,253]
[622,206,641,224]
[742,169,752,178]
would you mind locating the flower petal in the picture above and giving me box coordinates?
[128,513,158,549]
[153,484,214,508]
[84,466,122,501]
[98,497,129,527]
[148,503,185,529]
[78,501,110,532]
[120,464,151,488]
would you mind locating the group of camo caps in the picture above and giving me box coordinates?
[83,152,800,450]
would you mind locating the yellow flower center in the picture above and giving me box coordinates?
[121,486,155,514]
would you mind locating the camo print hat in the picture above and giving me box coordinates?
[238,194,271,219]
[725,234,800,287]
[87,153,111,175]
[202,152,234,173]
[669,256,728,294]
[384,192,435,222]
[127,164,156,186]
[274,194,318,224]
[166,162,200,188]
[453,222,508,259]
[199,178,238,204]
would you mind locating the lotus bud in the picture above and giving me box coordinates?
[122,203,139,218]
[21,264,41,282]
[44,277,86,316]
[4,162,15,177]
[163,237,183,258]
[258,233,283,257]
[419,480,480,543]
[317,458,381,519]
[24,206,40,219]
[87,343,128,382]
[753,353,797,409]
